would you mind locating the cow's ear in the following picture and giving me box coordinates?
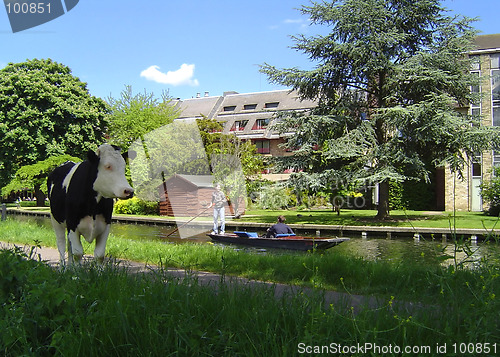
[123,150,137,161]
[87,149,99,163]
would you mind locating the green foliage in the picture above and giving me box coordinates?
[261,0,500,218]
[0,246,70,354]
[480,167,500,216]
[196,116,225,154]
[106,85,180,150]
[0,59,109,184]
[113,197,159,215]
[256,183,294,210]
[197,117,266,215]
[1,154,81,198]
[197,117,266,179]
[389,180,405,210]
[106,86,181,201]
[389,179,435,211]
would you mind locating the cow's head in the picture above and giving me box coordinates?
[90,144,134,199]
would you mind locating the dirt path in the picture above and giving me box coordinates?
[0,241,412,314]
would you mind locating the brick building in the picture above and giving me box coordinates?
[444,34,500,211]
[174,89,317,181]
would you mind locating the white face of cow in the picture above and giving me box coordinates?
[92,145,134,199]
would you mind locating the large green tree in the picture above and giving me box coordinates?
[106,85,180,150]
[0,58,109,185]
[261,0,500,218]
[2,155,81,206]
[106,86,182,200]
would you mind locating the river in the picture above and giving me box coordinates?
[10,214,500,268]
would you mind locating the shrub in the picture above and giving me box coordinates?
[480,167,500,216]
[256,184,293,210]
[113,197,159,215]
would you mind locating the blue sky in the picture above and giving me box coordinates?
[1,0,498,101]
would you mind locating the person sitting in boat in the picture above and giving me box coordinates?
[266,215,294,238]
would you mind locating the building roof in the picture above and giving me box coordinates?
[164,174,214,189]
[471,34,500,53]
[175,89,317,138]
[174,96,222,119]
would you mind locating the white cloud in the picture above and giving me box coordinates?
[140,64,199,86]
[283,19,304,24]
[269,18,311,31]
[285,18,310,30]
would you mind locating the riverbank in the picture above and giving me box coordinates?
[7,207,500,240]
[0,240,384,314]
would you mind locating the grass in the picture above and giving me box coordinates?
[0,218,498,301]
[9,201,500,229]
[238,208,500,230]
[1,233,499,355]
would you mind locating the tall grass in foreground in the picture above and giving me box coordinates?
[0,218,499,302]
[0,245,499,356]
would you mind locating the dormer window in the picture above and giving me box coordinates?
[223,105,236,112]
[264,102,279,109]
[244,104,257,110]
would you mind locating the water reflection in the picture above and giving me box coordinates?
[334,236,500,268]
[111,223,211,244]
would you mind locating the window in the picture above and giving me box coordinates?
[494,150,500,168]
[493,69,500,126]
[492,54,500,126]
[252,118,269,130]
[229,120,248,131]
[254,140,270,154]
[243,104,257,110]
[470,71,481,117]
[494,107,500,127]
[470,55,481,71]
[491,54,500,70]
[223,105,236,112]
[264,102,279,109]
[472,153,482,178]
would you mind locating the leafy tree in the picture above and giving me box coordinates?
[0,59,109,186]
[197,118,266,216]
[106,85,180,150]
[196,118,266,179]
[261,0,500,218]
[107,86,182,200]
[2,155,81,206]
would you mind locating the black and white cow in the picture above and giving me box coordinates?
[47,144,134,264]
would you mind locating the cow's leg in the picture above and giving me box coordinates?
[50,216,67,263]
[67,230,84,263]
[93,226,110,263]
[93,215,110,263]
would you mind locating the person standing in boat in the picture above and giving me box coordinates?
[210,183,226,235]
[266,215,294,238]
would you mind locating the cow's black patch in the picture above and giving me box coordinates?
[47,157,114,232]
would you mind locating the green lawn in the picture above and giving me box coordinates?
[236,209,500,230]
[8,203,500,230]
